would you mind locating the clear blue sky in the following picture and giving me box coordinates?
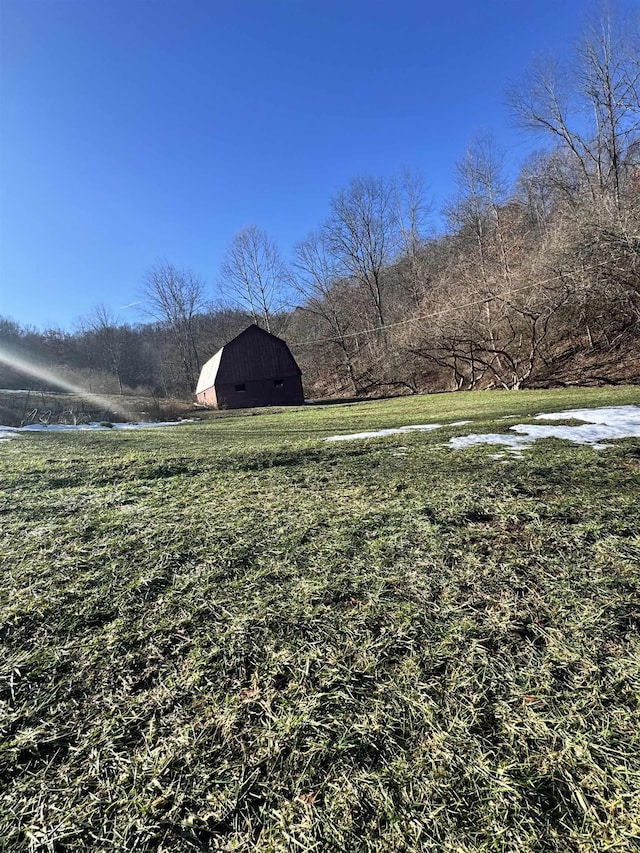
[0,0,599,331]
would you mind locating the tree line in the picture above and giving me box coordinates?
[2,6,639,399]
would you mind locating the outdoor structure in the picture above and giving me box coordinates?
[195,324,304,409]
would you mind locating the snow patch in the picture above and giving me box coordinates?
[325,424,442,442]
[535,405,640,427]
[450,433,530,451]
[0,420,194,439]
[449,405,640,453]
[325,419,477,443]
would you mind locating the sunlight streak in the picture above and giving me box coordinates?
[0,345,131,420]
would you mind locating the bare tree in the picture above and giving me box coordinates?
[292,231,363,394]
[427,134,578,390]
[505,4,640,369]
[292,171,432,394]
[394,168,433,307]
[515,150,559,233]
[578,6,640,211]
[447,135,514,279]
[507,4,640,213]
[218,226,289,333]
[322,175,400,336]
[444,135,515,378]
[142,261,207,392]
[79,304,126,394]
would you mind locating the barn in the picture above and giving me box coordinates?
[195,324,304,409]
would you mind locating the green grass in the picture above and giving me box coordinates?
[1,387,640,852]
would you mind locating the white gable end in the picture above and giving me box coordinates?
[196,347,224,395]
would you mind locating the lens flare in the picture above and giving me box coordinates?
[0,344,131,420]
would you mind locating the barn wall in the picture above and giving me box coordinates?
[216,375,304,410]
[196,386,218,407]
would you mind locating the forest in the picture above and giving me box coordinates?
[2,10,639,401]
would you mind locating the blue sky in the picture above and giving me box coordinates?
[1,0,598,330]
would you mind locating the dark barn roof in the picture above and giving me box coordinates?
[218,325,301,383]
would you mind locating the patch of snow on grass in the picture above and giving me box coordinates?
[511,423,615,446]
[0,420,194,439]
[450,433,530,450]
[535,405,640,426]
[449,405,640,453]
[326,424,442,442]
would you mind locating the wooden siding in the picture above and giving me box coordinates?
[215,375,303,409]
[196,386,218,407]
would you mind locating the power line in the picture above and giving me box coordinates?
[289,260,613,349]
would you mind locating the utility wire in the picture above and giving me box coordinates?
[289,259,613,349]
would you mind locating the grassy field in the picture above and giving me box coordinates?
[1,386,640,852]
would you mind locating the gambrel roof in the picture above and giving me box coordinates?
[196,325,301,395]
